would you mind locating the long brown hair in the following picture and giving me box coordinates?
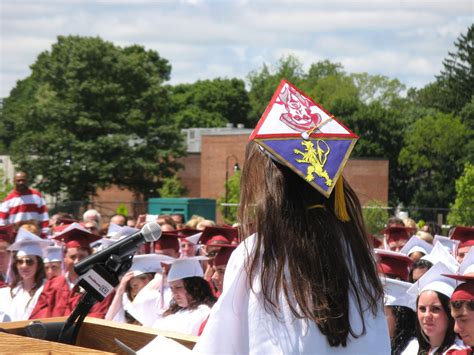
[238,141,383,347]
[10,253,46,297]
[164,277,217,316]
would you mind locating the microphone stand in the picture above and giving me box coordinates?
[58,253,135,345]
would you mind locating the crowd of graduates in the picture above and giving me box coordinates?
[0,207,240,338]
[375,219,474,354]
[0,177,473,354]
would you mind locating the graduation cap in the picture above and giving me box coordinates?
[400,236,433,257]
[380,225,416,243]
[0,225,15,244]
[433,235,459,256]
[250,80,358,221]
[161,256,208,282]
[382,277,416,311]
[185,232,203,245]
[43,246,63,263]
[129,254,163,276]
[198,226,238,246]
[451,226,474,243]
[421,242,459,273]
[375,249,413,281]
[106,222,122,239]
[53,222,101,249]
[214,245,237,267]
[443,247,474,281]
[408,262,458,299]
[7,228,51,257]
[154,231,180,253]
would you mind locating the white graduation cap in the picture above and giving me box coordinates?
[8,228,51,257]
[382,277,416,311]
[43,246,63,263]
[185,232,203,245]
[459,247,474,276]
[421,242,459,273]
[433,235,459,256]
[130,254,163,276]
[408,262,458,298]
[92,237,118,251]
[107,224,139,241]
[400,236,433,257]
[162,256,208,282]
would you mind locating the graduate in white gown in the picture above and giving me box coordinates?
[150,257,216,336]
[105,254,162,324]
[139,80,390,354]
[0,228,49,321]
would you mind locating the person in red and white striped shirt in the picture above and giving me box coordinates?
[0,172,49,238]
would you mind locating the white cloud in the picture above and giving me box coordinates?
[0,0,472,96]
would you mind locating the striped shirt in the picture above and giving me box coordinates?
[0,188,49,237]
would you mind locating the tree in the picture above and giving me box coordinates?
[362,200,389,235]
[437,25,474,113]
[447,163,474,226]
[410,25,474,114]
[1,35,184,201]
[169,78,251,128]
[398,112,470,209]
[217,170,241,225]
[157,175,187,197]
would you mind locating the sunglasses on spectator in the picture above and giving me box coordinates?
[450,300,474,311]
[16,258,35,266]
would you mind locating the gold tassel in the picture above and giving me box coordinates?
[334,176,350,222]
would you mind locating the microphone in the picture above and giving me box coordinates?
[73,222,161,301]
[75,222,162,276]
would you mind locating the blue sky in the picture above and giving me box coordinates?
[1,0,472,98]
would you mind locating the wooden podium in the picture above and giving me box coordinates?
[0,317,197,354]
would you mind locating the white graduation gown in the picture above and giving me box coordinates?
[139,234,391,354]
[151,305,211,336]
[194,234,391,354]
[0,281,45,321]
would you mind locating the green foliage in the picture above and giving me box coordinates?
[169,78,251,128]
[447,163,474,226]
[362,200,390,235]
[399,112,470,208]
[116,203,128,217]
[217,171,241,225]
[2,35,184,200]
[157,175,187,198]
[411,25,473,114]
[0,169,13,201]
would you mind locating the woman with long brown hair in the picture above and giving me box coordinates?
[138,80,390,353]
[193,81,389,353]
[0,228,48,321]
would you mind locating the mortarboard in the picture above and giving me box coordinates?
[43,246,63,263]
[382,277,416,311]
[451,226,474,243]
[376,249,414,280]
[459,239,474,250]
[421,242,459,273]
[0,225,15,244]
[198,226,238,246]
[154,231,180,253]
[250,80,358,221]
[185,232,203,245]
[162,256,208,282]
[433,235,459,256]
[408,262,458,299]
[214,245,237,267]
[443,248,474,301]
[375,249,413,281]
[53,222,101,249]
[380,226,416,243]
[130,254,163,276]
[8,228,51,257]
[400,236,433,257]
[443,247,474,281]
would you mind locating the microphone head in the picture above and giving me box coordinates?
[141,222,162,242]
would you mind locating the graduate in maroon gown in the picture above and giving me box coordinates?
[29,223,115,319]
